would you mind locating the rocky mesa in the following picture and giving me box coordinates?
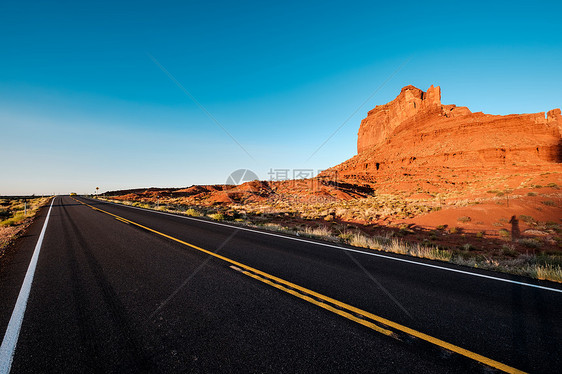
[332,85,562,183]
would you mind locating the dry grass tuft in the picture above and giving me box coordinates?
[536,264,562,282]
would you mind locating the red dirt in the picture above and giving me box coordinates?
[400,195,561,236]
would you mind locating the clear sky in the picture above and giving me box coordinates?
[1,0,561,195]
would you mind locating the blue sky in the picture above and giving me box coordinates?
[1,0,561,195]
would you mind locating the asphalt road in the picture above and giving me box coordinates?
[1,195,561,373]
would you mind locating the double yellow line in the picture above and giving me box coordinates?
[72,197,526,373]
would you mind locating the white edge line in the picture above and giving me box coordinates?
[92,198,562,294]
[0,198,55,374]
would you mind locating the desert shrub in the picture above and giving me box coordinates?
[519,215,536,225]
[338,231,353,242]
[476,231,484,238]
[535,254,562,267]
[449,227,461,234]
[0,212,25,227]
[208,213,224,221]
[517,238,542,249]
[544,222,561,232]
[498,228,511,239]
[184,208,200,217]
[546,182,559,189]
[436,225,447,230]
[457,216,471,223]
[527,192,537,196]
[399,225,414,234]
[462,243,475,251]
[501,244,518,257]
[0,209,10,219]
[10,202,24,211]
[541,200,556,207]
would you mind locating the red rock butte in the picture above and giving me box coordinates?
[330,84,562,183]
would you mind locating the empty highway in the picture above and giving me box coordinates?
[1,196,561,373]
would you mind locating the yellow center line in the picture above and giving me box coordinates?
[71,197,526,374]
[240,269,396,338]
[115,216,130,224]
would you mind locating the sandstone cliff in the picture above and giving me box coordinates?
[333,85,561,183]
